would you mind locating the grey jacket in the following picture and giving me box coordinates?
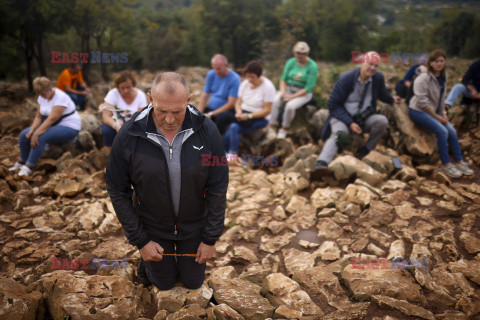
[409,66,447,115]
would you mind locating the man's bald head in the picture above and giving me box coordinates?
[211,54,228,65]
[151,72,190,98]
[361,51,381,65]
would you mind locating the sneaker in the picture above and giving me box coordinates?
[455,162,474,176]
[226,153,240,166]
[8,161,23,171]
[311,160,330,180]
[18,165,33,177]
[277,128,287,139]
[438,163,462,178]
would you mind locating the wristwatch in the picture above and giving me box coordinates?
[208,111,213,117]
[248,114,253,119]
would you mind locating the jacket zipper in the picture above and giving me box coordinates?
[154,130,188,235]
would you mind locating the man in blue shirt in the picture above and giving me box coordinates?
[445,59,480,109]
[198,54,241,134]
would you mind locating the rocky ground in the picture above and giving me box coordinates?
[1,62,480,320]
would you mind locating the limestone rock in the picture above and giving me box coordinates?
[213,303,246,320]
[261,273,323,316]
[54,179,85,197]
[356,200,394,227]
[282,248,316,275]
[0,278,44,320]
[329,155,387,186]
[340,264,426,305]
[372,295,434,320]
[310,187,344,211]
[316,241,340,261]
[260,233,295,254]
[39,271,149,319]
[209,278,274,320]
[459,232,480,254]
[292,266,351,310]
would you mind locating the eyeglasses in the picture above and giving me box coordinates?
[295,52,308,56]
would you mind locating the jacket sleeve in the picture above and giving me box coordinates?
[376,72,394,105]
[106,127,150,250]
[202,122,229,246]
[413,74,434,112]
[328,75,354,126]
[461,62,477,87]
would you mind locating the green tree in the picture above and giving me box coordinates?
[73,0,136,81]
[435,9,475,56]
[198,0,280,67]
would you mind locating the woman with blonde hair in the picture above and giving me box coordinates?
[9,77,81,176]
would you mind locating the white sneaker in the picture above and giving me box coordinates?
[18,165,33,177]
[438,163,462,178]
[455,162,474,176]
[277,128,287,139]
[8,161,23,171]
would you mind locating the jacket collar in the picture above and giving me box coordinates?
[129,104,205,137]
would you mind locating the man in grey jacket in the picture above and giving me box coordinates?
[106,72,228,290]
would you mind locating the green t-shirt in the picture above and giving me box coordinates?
[281,57,319,93]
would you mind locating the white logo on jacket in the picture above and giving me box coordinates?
[193,145,204,151]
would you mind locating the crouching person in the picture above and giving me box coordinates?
[9,77,81,176]
[312,51,400,178]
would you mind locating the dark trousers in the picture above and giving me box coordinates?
[206,108,236,135]
[141,237,205,290]
[101,123,117,147]
[67,87,86,110]
[395,80,408,98]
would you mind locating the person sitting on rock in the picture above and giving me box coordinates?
[223,60,276,163]
[197,54,241,135]
[269,41,318,139]
[312,51,401,178]
[395,53,429,98]
[56,63,91,110]
[100,71,148,151]
[444,59,480,110]
[408,49,473,178]
[9,77,81,176]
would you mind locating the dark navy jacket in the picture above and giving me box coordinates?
[461,59,480,105]
[106,105,228,249]
[321,67,394,140]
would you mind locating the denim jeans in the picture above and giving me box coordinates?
[408,108,462,164]
[224,118,268,154]
[67,87,85,110]
[19,126,79,166]
[445,83,471,106]
[101,123,117,147]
